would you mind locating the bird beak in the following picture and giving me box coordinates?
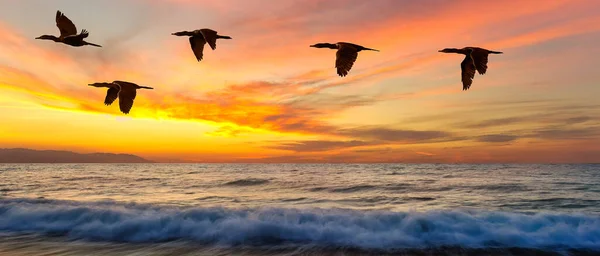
[35,36,41,39]
[309,44,316,47]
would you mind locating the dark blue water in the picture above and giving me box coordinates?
[0,164,599,255]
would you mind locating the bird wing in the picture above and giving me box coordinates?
[199,29,218,50]
[335,44,358,77]
[55,11,77,38]
[189,36,206,61]
[341,42,366,50]
[104,86,119,106]
[67,29,89,41]
[117,84,137,114]
[461,54,476,90]
[471,48,489,75]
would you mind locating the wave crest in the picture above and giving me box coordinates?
[0,198,599,250]
[223,178,270,186]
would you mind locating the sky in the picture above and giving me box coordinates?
[0,0,599,163]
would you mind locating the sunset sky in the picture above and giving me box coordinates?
[0,0,599,163]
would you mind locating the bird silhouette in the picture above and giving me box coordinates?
[36,11,101,47]
[172,29,232,61]
[310,42,378,77]
[88,81,153,114]
[439,47,503,90]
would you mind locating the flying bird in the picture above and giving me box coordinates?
[310,42,378,77]
[439,47,503,90]
[172,29,232,62]
[35,11,101,47]
[88,81,153,114]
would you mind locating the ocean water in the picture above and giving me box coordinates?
[0,163,599,255]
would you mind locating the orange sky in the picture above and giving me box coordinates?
[0,0,599,163]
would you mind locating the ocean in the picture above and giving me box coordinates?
[0,163,599,255]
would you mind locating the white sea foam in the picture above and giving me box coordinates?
[0,198,599,250]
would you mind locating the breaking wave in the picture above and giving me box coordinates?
[0,198,599,251]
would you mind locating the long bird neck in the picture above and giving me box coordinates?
[89,82,115,88]
[38,35,61,42]
[314,43,338,49]
[445,48,465,54]
[172,31,195,36]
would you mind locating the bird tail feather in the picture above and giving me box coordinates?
[86,42,102,47]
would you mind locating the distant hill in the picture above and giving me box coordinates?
[0,148,153,163]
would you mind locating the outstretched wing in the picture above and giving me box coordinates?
[471,48,489,75]
[117,85,137,114]
[56,11,77,38]
[461,54,476,90]
[335,44,358,77]
[189,36,206,62]
[199,29,218,50]
[104,86,119,106]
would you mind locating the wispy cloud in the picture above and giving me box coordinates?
[338,126,455,143]
[476,134,519,143]
[271,140,372,152]
[0,0,599,162]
